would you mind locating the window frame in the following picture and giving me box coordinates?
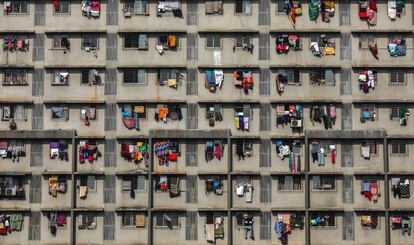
[123,69,147,85]
[310,212,336,228]
[235,0,252,15]
[53,0,70,15]
[123,33,148,50]
[155,213,180,228]
[389,71,406,85]
[312,176,336,191]
[79,175,96,192]
[158,34,180,49]
[361,104,377,121]
[390,141,408,156]
[52,35,70,49]
[80,105,97,122]
[206,34,221,49]
[1,105,27,121]
[51,105,69,121]
[122,175,146,192]
[278,175,302,191]
[81,213,96,227]
[276,0,286,15]
[3,69,27,86]
[81,34,99,50]
[277,69,301,85]
[234,36,251,49]
[52,70,69,85]
[309,69,335,86]
[359,34,376,50]
[123,0,149,15]
[361,141,378,157]
[6,1,29,15]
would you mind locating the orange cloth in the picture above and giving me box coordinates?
[159,107,168,120]
[167,35,176,48]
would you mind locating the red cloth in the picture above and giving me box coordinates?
[331,150,335,164]
[53,0,59,8]
[167,153,177,161]
[369,0,377,12]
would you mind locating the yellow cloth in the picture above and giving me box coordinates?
[234,117,239,129]
[167,79,177,87]
[135,214,145,227]
[79,186,88,198]
[325,46,335,55]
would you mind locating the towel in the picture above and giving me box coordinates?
[245,184,253,203]
[79,186,88,198]
[236,185,244,196]
[361,146,370,158]
[205,224,215,242]
[371,182,379,202]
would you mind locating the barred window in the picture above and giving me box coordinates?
[389,71,405,84]
[155,213,179,227]
[391,142,407,155]
[312,176,336,190]
[359,35,376,49]
[7,1,29,14]
[81,34,99,50]
[235,36,251,48]
[1,105,26,121]
[123,69,146,84]
[54,0,70,14]
[235,0,251,14]
[124,0,148,15]
[3,69,27,85]
[124,34,148,49]
[278,176,302,191]
[206,34,221,48]
[82,213,96,226]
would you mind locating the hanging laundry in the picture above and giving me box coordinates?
[79,140,101,164]
[205,140,223,162]
[276,104,303,129]
[154,140,180,166]
[233,70,253,94]
[205,69,223,92]
[205,178,223,195]
[121,142,149,166]
[388,37,406,57]
[206,105,223,127]
[276,34,301,54]
[358,70,375,93]
[234,105,251,131]
[154,105,182,124]
[283,0,302,27]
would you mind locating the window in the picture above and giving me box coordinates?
[52,70,69,85]
[122,176,146,191]
[277,69,301,85]
[1,105,26,121]
[80,106,97,121]
[205,0,223,14]
[80,176,96,191]
[52,35,70,49]
[235,0,251,14]
[54,0,70,14]
[312,176,336,190]
[276,0,285,14]
[278,176,302,191]
[389,71,406,85]
[123,69,146,84]
[361,104,377,122]
[51,105,69,120]
[155,213,180,227]
[235,36,251,48]
[361,141,378,157]
[82,213,96,226]
[81,34,99,50]
[3,69,27,85]
[124,0,148,15]
[159,69,178,82]
[5,1,28,14]
[359,34,376,50]
[310,69,335,85]
[81,70,101,85]
[121,105,146,119]
[390,105,408,120]
[158,34,179,49]
[391,142,407,155]
[206,34,221,48]
[122,212,146,228]
[311,213,335,227]
[124,34,148,49]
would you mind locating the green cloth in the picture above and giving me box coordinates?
[309,0,320,21]
[10,214,23,231]
[399,106,408,119]
[397,0,406,8]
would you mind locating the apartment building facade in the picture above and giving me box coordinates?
[0,0,414,245]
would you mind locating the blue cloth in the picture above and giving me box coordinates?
[274,221,284,239]
[362,182,370,192]
[206,70,215,87]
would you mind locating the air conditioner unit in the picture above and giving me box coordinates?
[291,119,302,128]
[5,188,16,196]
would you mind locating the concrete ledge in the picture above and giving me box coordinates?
[270,28,342,33]
[269,64,342,69]
[0,171,31,176]
[351,29,413,33]
[354,208,385,212]
[308,172,343,175]
[198,29,259,33]
[231,207,261,212]
[354,172,385,176]
[230,171,260,176]
[0,208,30,212]
[388,208,414,212]
[41,171,72,175]
[231,135,261,139]
[0,129,75,139]
[198,99,260,104]
[270,171,305,176]
[270,134,305,140]
[270,99,342,104]
[74,208,104,212]
[149,129,230,139]
[197,171,228,175]
[117,64,187,69]
[198,207,228,212]
[0,30,35,34]
[44,65,106,69]
[74,171,104,175]
[0,64,34,69]
[388,172,414,176]
[271,207,306,212]
[44,29,107,33]
[0,99,33,104]
[151,171,186,175]
[41,207,71,212]
[352,99,414,103]
[116,169,149,175]
[198,65,260,69]
[118,29,187,33]
[151,207,186,211]
[117,99,186,104]
[116,135,149,139]
[44,99,105,104]
[305,129,386,139]
[387,135,414,139]
[308,207,344,212]
[115,207,148,212]
[352,63,414,68]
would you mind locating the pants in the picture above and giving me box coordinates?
[244,226,254,239]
